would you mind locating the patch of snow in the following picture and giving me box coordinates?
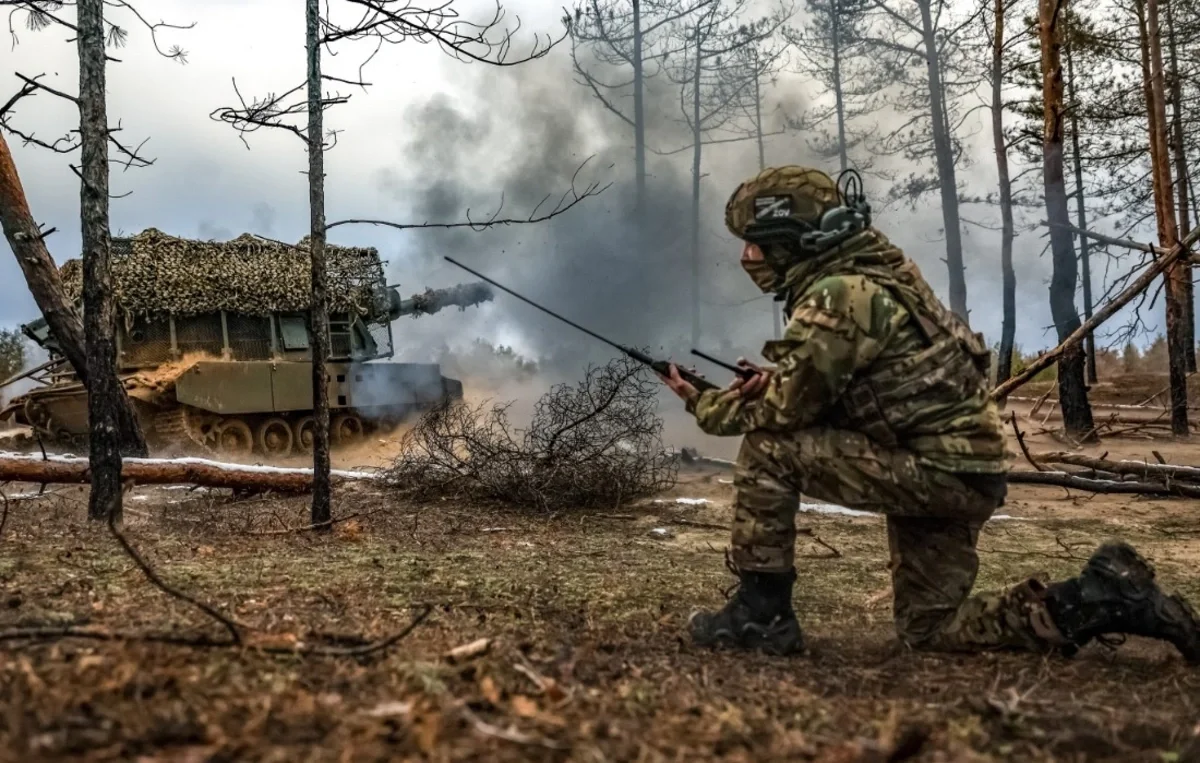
[649,528,674,539]
[799,501,873,517]
[653,497,711,506]
[717,479,732,484]
[0,450,380,481]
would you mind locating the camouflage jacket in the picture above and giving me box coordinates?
[687,229,1008,474]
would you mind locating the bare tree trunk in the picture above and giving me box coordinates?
[1040,0,1094,436]
[1064,20,1096,383]
[992,0,1016,390]
[690,25,702,348]
[832,0,849,174]
[0,134,146,465]
[307,0,332,526]
[79,0,149,523]
[918,0,968,322]
[1166,0,1195,372]
[633,0,646,219]
[1138,0,1188,435]
[0,133,88,379]
[993,227,1200,399]
[752,59,781,341]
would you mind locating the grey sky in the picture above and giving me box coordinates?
[0,0,1169,369]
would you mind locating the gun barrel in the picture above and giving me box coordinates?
[442,256,721,392]
[391,281,495,319]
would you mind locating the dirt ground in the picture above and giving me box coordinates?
[3,399,1200,762]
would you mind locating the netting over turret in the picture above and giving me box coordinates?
[60,228,385,318]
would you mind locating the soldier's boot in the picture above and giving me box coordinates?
[1043,541,1200,663]
[688,567,804,656]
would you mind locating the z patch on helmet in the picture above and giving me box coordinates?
[754,195,793,220]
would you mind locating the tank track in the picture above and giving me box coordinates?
[152,405,216,456]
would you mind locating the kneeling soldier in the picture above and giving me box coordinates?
[660,165,1200,662]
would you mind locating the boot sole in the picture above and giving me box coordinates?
[688,612,805,656]
[1093,541,1200,663]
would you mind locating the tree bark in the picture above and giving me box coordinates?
[1139,0,1188,435]
[307,0,332,527]
[0,133,88,379]
[633,0,646,219]
[918,0,968,321]
[0,453,374,492]
[1165,0,1194,372]
[752,55,780,341]
[832,0,849,173]
[78,0,148,523]
[1064,18,1096,384]
[1039,0,1094,436]
[992,0,1016,391]
[690,24,702,348]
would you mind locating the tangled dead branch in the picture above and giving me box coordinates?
[384,357,677,510]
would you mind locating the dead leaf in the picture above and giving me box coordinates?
[414,709,442,755]
[335,519,364,541]
[77,654,105,670]
[480,675,502,705]
[195,545,215,557]
[511,695,539,718]
[542,678,567,704]
[445,637,492,664]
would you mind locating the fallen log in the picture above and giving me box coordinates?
[1033,451,1200,482]
[0,452,379,492]
[1007,469,1200,497]
[992,226,1200,401]
[1005,395,1198,412]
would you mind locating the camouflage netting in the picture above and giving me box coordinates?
[59,228,385,318]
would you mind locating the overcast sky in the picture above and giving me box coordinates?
[0,0,1172,373]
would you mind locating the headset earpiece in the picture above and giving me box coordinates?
[742,168,873,256]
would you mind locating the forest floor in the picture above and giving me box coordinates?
[3,396,1200,762]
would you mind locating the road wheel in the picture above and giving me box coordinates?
[256,417,294,458]
[215,418,254,458]
[332,413,365,446]
[292,416,315,454]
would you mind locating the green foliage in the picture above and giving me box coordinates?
[0,328,25,382]
[1122,341,1142,373]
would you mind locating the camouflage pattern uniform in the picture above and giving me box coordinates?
[687,166,1066,652]
[685,165,1200,661]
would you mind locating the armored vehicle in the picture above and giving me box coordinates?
[0,228,493,458]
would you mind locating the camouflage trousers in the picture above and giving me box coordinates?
[731,428,1068,652]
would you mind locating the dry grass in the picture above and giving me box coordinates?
[2,453,1200,761]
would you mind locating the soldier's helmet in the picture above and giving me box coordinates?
[724,166,843,241]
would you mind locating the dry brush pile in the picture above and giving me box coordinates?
[384,357,677,509]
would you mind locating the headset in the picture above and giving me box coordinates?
[741,169,872,264]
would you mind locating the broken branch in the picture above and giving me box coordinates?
[992,226,1200,400]
[1032,451,1200,482]
[1007,470,1200,497]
